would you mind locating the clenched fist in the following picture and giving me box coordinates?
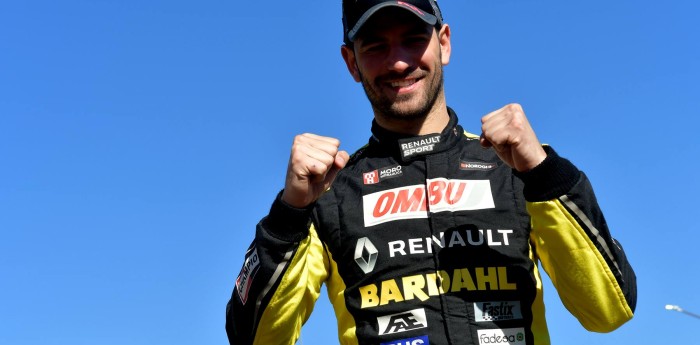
[281,133,350,208]
[480,103,547,172]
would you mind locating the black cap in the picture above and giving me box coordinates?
[342,0,444,45]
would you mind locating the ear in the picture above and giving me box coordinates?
[341,45,362,82]
[438,24,452,66]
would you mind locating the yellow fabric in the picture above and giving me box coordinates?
[528,199,633,332]
[325,244,360,345]
[253,226,329,345]
[463,130,480,139]
[528,244,551,345]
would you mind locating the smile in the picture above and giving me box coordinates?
[390,79,418,88]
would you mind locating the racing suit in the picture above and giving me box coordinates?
[226,108,637,345]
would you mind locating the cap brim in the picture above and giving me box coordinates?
[347,3,438,42]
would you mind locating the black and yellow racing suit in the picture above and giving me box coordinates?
[226,108,636,345]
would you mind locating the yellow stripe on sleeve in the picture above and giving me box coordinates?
[528,199,633,332]
[253,226,329,345]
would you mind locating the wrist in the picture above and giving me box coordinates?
[516,146,548,173]
[280,189,303,208]
[513,146,580,201]
[263,190,314,242]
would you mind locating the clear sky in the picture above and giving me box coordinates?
[2,1,699,344]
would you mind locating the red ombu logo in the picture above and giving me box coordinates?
[363,179,495,227]
[364,170,379,185]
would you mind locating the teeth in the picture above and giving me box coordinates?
[390,79,416,88]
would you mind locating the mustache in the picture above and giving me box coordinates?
[375,69,425,83]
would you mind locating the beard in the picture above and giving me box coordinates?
[358,59,444,122]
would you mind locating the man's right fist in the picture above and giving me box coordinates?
[281,133,350,208]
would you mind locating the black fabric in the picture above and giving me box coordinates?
[226,108,636,345]
[513,146,581,202]
[263,191,313,243]
[342,0,443,44]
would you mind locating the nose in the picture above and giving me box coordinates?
[385,45,411,73]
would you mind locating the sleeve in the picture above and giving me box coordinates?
[514,146,637,333]
[225,193,330,345]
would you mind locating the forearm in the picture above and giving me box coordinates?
[226,194,327,345]
[520,147,637,332]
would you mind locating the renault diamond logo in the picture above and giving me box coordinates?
[355,237,378,274]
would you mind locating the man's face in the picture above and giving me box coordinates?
[342,9,451,121]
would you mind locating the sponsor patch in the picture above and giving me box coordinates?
[354,237,378,274]
[388,228,514,257]
[381,335,429,345]
[362,179,495,227]
[399,135,441,160]
[474,301,523,322]
[359,267,517,309]
[377,308,428,335]
[235,247,260,305]
[460,161,498,171]
[477,328,526,345]
[364,165,403,185]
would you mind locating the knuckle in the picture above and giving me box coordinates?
[289,149,306,165]
[293,134,307,145]
[504,104,523,118]
[506,103,522,112]
[289,145,299,157]
[511,117,525,129]
[289,155,304,167]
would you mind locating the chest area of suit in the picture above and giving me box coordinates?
[328,148,531,274]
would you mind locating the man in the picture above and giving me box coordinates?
[226,1,637,344]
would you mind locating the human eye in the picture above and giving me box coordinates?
[404,34,430,46]
[360,41,387,54]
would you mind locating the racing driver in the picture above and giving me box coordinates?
[225,0,637,344]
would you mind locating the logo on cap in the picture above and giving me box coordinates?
[397,1,425,15]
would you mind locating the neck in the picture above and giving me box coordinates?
[373,95,450,136]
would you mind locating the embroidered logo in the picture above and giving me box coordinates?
[363,165,403,185]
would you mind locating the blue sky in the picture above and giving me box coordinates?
[1,1,699,344]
